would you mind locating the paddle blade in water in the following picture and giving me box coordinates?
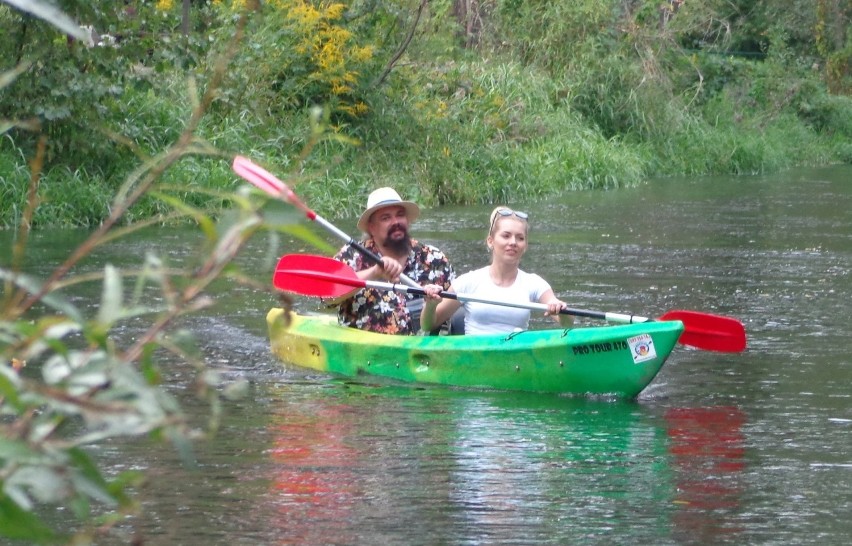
[660,310,747,353]
[273,254,363,298]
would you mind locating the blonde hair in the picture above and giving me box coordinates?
[488,206,529,237]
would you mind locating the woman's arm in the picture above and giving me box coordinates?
[420,285,462,333]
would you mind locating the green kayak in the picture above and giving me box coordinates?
[267,309,685,398]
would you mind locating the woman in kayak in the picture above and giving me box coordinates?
[420,207,573,335]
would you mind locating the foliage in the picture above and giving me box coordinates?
[0,0,213,179]
[212,0,380,120]
[3,0,850,229]
[0,3,335,542]
[0,144,286,542]
[310,58,649,215]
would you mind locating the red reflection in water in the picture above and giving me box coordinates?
[665,406,746,539]
[268,403,359,545]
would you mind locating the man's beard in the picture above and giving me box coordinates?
[383,224,411,254]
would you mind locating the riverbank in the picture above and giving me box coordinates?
[2,2,850,229]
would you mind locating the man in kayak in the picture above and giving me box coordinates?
[330,187,455,335]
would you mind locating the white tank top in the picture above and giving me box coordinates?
[452,267,551,335]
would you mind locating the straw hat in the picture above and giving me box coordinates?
[357,187,420,232]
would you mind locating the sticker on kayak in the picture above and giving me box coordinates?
[627,334,657,364]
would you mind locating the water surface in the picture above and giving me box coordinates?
[4,165,850,544]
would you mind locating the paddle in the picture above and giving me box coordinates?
[273,254,747,353]
[231,155,421,289]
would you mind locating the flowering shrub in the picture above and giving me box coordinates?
[216,0,376,119]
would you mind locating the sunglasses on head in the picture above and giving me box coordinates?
[490,207,529,233]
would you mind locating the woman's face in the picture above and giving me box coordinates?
[488,217,528,262]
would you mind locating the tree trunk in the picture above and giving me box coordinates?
[452,0,492,48]
[182,0,190,36]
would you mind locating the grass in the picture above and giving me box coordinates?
[2,34,850,229]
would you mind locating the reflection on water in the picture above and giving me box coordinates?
[268,400,359,545]
[447,397,669,543]
[259,383,752,545]
[666,406,746,543]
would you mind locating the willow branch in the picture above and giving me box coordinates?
[373,0,427,87]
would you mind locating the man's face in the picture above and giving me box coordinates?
[369,205,410,251]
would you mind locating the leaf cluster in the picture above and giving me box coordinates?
[0,2,342,542]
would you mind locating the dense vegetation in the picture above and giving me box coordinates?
[1,0,850,228]
[0,1,850,542]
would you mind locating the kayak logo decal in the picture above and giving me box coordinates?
[628,334,657,364]
[572,340,629,355]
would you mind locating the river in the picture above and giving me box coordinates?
[4,165,850,544]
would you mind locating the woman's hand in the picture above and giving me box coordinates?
[544,299,573,328]
[543,300,566,316]
[423,284,444,304]
[419,284,450,334]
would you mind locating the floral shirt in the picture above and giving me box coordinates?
[334,239,455,335]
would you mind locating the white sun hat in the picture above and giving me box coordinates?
[356,187,420,232]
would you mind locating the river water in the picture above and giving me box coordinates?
[4,165,851,544]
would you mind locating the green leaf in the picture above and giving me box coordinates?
[107,470,145,507]
[68,451,118,509]
[222,378,250,401]
[167,329,202,362]
[133,252,165,302]
[139,343,163,386]
[277,223,336,254]
[261,200,335,253]
[0,269,83,322]
[67,447,110,490]
[149,191,217,240]
[166,427,198,471]
[68,494,92,520]
[0,437,42,462]
[7,466,66,504]
[41,352,75,386]
[262,199,305,226]
[0,492,58,543]
[19,318,81,362]
[0,367,23,411]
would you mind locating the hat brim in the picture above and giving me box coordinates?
[357,201,420,232]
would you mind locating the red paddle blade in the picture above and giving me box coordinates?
[232,156,313,218]
[233,156,285,196]
[273,254,364,298]
[660,310,747,353]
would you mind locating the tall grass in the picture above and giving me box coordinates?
[0,146,108,228]
[3,2,849,229]
[271,59,653,218]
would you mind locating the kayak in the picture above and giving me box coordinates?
[267,309,685,398]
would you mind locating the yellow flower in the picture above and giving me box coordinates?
[351,45,374,63]
[288,3,321,26]
[332,82,353,95]
[155,0,174,10]
[353,102,369,114]
[324,3,346,20]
